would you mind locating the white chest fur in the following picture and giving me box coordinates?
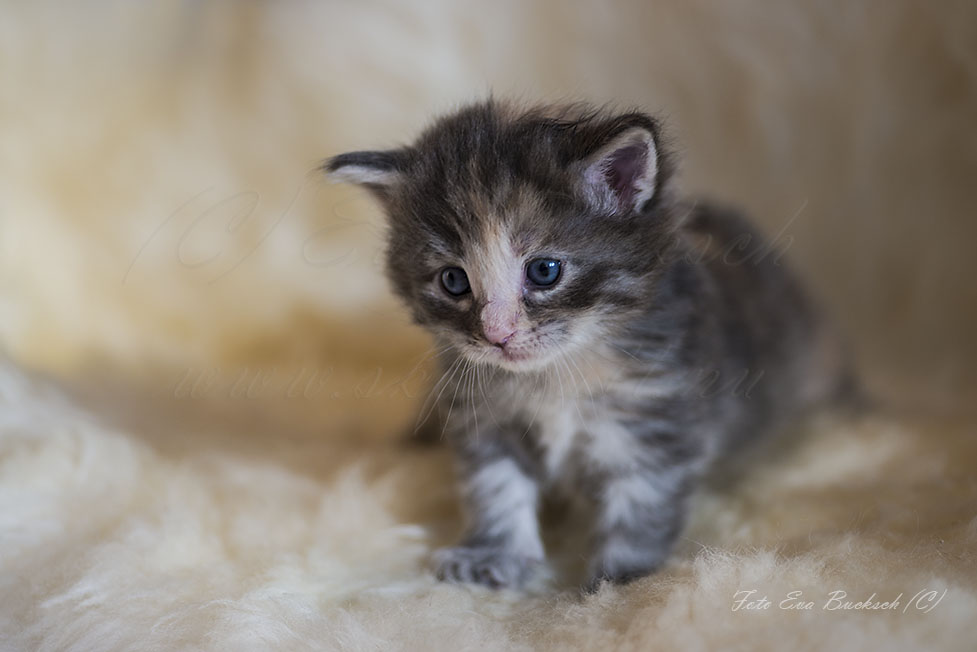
[531,400,646,480]
[533,402,581,478]
[486,348,644,482]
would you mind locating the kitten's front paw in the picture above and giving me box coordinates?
[585,567,652,593]
[585,559,660,592]
[432,546,541,589]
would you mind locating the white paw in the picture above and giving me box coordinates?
[432,546,541,589]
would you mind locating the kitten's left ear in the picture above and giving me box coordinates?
[322,149,409,193]
[578,126,659,216]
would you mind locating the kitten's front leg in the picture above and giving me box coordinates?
[586,461,693,590]
[433,438,544,589]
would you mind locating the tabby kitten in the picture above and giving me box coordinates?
[326,100,847,590]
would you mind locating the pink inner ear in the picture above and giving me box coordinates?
[603,144,648,208]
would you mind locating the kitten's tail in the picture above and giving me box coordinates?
[401,409,445,447]
[826,365,878,417]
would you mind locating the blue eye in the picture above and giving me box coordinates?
[526,258,562,287]
[440,266,471,296]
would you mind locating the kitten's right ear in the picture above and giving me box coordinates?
[322,149,409,192]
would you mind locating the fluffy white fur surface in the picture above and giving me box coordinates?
[1,2,975,650]
[2,364,976,651]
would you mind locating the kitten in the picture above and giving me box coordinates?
[325,100,849,590]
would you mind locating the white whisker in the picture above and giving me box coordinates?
[441,357,472,440]
[413,353,464,433]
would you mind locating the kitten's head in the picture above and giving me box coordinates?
[326,101,678,373]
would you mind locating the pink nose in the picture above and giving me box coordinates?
[481,300,518,348]
[483,325,516,348]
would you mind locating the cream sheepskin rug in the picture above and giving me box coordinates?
[2,363,976,651]
[1,2,975,650]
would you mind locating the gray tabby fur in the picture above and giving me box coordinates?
[325,100,850,590]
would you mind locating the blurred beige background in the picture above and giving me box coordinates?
[1,1,975,408]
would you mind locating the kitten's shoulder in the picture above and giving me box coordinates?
[677,200,771,262]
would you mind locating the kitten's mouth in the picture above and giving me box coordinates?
[498,347,532,362]
[484,344,546,371]
[458,340,558,373]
